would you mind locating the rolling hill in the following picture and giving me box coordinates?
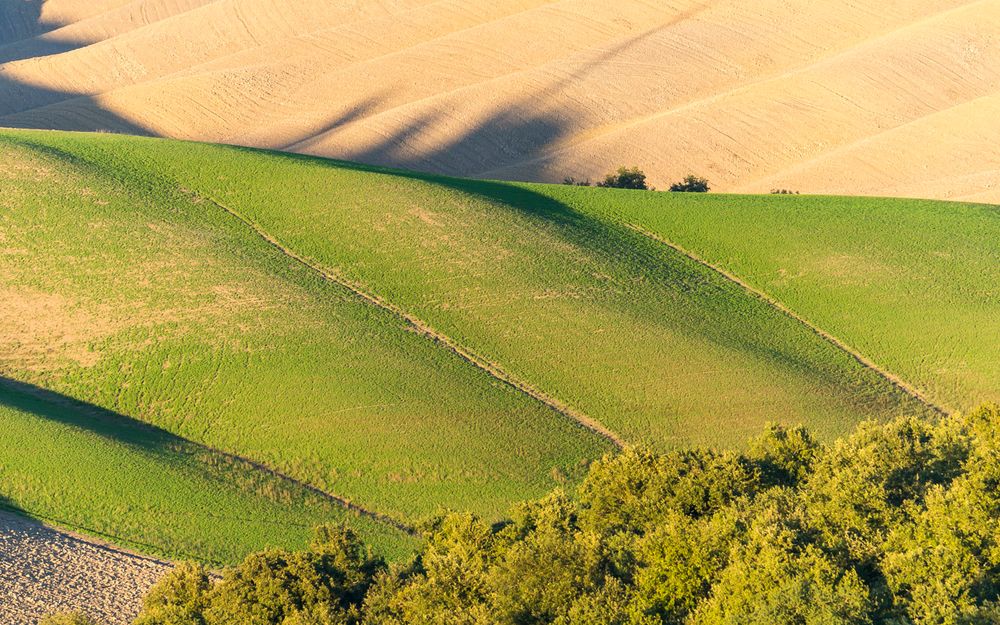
[1,128,997,563]
[0,0,999,202]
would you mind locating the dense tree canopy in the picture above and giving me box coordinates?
[72,403,1000,625]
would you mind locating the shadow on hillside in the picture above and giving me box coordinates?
[0,0,85,64]
[0,376,186,456]
[0,0,90,63]
[0,493,25,516]
[282,92,392,153]
[0,1,53,46]
[300,23,679,180]
[0,1,148,133]
[0,32,88,64]
[1,6,689,179]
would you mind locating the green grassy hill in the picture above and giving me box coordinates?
[1,129,995,563]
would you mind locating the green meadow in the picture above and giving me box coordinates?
[1,129,995,562]
[0,381,416,564]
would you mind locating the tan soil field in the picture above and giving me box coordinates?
[0,0,997,201]
[0,511,168,625]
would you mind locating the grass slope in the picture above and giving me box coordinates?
[570,190,1000,413]
[53,134,934,441]
[2,129,994,562]
[0,380,415,565]
[0,132,611,552]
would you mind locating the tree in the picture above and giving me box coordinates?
[129,403,1000,625]
[689,492,872,625]
[204,526,381,625]
[134,561,212,625]
[668,175,710,192]
[597,167,648,190]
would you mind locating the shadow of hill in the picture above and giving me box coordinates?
[0,1,51,46]
[0,376,190,457]
[0,32,89,64]
[0,0,85,63]
[301,23,679,180]
[282,92,392,153]
[3,6,696,180]
[0,3,147,133]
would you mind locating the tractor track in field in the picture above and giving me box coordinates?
[200,192,626,450]
[627,224,948,417]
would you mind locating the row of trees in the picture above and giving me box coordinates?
[564,167,710,193]
[49,403,1000,625]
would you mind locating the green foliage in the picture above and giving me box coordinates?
[135,562,213,625]
[668,175,710,192]
[138,527,382,625]
[577,448,761,534]
[747,424,820,488]
[133,404,1000,625]
[597,166,649,190]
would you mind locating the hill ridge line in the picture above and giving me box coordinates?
[197,191,625,449]
[626,223,948,417]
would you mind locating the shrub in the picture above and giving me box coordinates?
[132,403,1000,625]
[770,189,800,195]
[134,561,212,625]
[562,177,592,187]
[597,167,649,190]
[136,526,381,625]
[668,175,710,193]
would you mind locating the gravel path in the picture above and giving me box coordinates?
[0,511,170,625]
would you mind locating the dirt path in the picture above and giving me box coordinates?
[0,511,169,625]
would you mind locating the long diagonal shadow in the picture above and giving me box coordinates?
[0,374,415,534]
[0,376,203,456]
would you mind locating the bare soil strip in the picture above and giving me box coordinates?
[627,224,948,417]
[200,192,626,449]
[0,510,169,625]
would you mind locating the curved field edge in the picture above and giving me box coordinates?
[18,131,939,445]
[0,130,612,530]
[0,380,417,565]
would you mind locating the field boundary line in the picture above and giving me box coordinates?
[0,376,417,539]
[199,192,625,449]
[626,223,947,417]
[0,506,176,567]
[206,446,418,536]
